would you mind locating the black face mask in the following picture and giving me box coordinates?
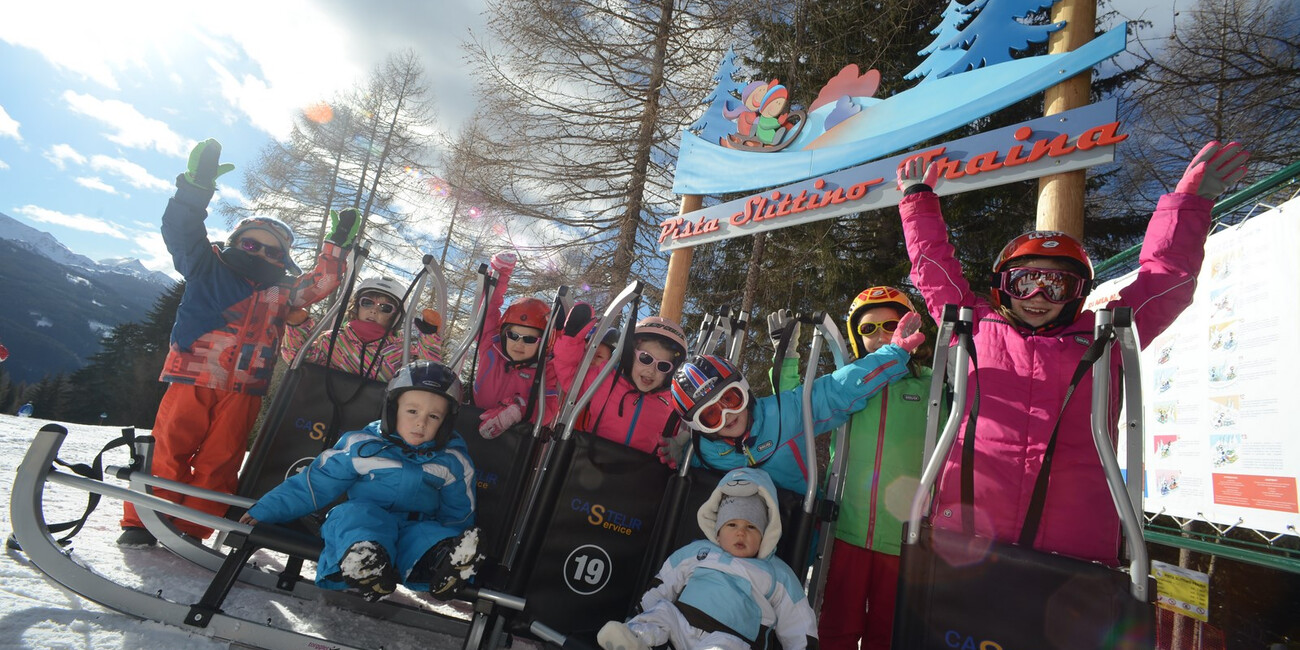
[219,247,287,285]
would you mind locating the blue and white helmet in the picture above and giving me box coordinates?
[383,360,463,446]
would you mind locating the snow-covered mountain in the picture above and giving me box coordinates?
[0,212,172,286]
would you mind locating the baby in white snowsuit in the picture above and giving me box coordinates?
[597,467,817,650]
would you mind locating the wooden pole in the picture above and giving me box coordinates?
[660,194,702,322]
[1036,0,1097,239]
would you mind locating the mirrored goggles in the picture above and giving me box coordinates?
[358,296,398,314]
[1000,267,1085,304]
[856,319,900,337]
[505,329,540,345]
[237,237,285,261]
[690,384,749,434]
[636,350,675,374]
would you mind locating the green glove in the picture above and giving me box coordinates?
[182,138,236,191]
[327,208,363,247]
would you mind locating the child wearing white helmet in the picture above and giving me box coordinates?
[281,275,443,381]
[597,467,816,650]
[548,304,688,459]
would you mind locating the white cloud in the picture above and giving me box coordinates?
[0,159,9,170]
[89,154,172,191]
[45,144,87,170]
[132,231,182,279]
[75,177,120,195]
[13,204,129,240]
[215,181,250,209]
[0,104,19,141]
[62,91,191,157]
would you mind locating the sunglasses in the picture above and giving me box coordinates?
[691,384,749,434]
[505,329,540,345]
[857,319,900,337]
[358,296,398,314]
[1001,267,1085,304]
[237,237,284,262]
[635,350,675,374]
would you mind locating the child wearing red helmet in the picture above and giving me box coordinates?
[472,252,559,438]
[550,304,688,458]
[895,141,1250,564]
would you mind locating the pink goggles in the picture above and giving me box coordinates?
[1000,267,1086,304]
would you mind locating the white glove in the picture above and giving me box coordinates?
[766,309,800,359]
[656,423,692,469]
[896,156,940,194]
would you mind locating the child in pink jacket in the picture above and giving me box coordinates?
[896,141,1248,563]
[550,303,687,459]
[473,252,558,438]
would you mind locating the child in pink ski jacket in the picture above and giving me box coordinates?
[896,141,1249,564]
[473,252,558,438]
[550,303,687,459]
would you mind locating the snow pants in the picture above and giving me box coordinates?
[317,501,460,592]
[817,539,901,650]
[626,601,752,650]
[120,383,260,539]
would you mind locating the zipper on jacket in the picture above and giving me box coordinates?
[865,386,889,548]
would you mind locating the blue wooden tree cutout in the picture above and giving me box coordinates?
[691,48,744,145]
[911,0,1065,81]
[906,0,975,82]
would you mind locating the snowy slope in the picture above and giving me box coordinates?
[0,414,474,650]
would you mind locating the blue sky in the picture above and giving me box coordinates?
[0,0,1176,278]
[0,1,486,276]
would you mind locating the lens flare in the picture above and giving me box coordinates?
[304,102,334,124]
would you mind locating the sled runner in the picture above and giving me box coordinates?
[892,305,1154,650]
[718,109,808,152]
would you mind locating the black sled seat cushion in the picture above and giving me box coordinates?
[452,405,537,563]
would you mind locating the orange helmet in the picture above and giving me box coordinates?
[846,286,915,358]
[990,230,1094,322]
[502,297,550,331]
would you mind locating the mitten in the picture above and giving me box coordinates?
[890,311,925,353]
[181,138,235,191]
[479,400,524,439]
[415,309,442,336]
[489,252,517,275]
[765,309,800,359]
[327,208,362,248]
[896,157,940,195]
[563,302,595,337]
[285,308,309,326]
[655,423,691,469]
[1176,141,1250,201]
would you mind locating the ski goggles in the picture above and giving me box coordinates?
[690,384,749,434]
[999,267,1086,304]
[635,350,675,374]
[237,237,285,262]
[505,329,540,345]
[856,319,900,337]
[358,296,398,314]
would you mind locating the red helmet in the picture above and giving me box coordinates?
[502,297,550,331]
[846,286,916,358]
[990,230,1094,320]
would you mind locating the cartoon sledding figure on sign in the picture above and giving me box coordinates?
[719,78,807,151]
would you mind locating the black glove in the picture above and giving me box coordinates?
[563,303,594,337]
[327,208,362,247]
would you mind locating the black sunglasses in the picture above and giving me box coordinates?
[358,296,397,314]
[505,329,540,344]
[238,237,284,261]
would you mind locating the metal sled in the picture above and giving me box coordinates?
[893,305,1154,650]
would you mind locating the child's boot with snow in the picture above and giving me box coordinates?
[338,541,399,601]
[411,527,485,600]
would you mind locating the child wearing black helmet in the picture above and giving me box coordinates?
[241,360,484,601]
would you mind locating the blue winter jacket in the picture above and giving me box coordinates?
[246,421,477,589]
[692,344,911,493]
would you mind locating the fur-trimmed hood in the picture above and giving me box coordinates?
[697,467,782,559]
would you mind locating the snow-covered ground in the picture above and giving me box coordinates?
[0,414,473,649]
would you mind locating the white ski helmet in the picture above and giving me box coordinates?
[352,277,406,326]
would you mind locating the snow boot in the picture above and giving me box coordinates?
[338,541,399,602]
[410,527,485,600]
[597,621,651,650]
[116,526,157,547]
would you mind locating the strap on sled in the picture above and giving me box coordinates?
[25,426,139,545]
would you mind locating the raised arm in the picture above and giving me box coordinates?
[897,158,976,321]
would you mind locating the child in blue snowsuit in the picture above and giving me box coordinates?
[241,360,483,601]
[597,467,817,650]
[670,312,926,494]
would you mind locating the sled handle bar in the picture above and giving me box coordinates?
[556,280,643,438]
[289,244,371,371]
[448,264,494,374]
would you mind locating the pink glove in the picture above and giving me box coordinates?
[890,311,925,353]
[896,157,940,193]
[1176,141,1249,201]
[479,400,524,439]
[490,252,517,275]
[656,424,691,469]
